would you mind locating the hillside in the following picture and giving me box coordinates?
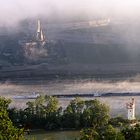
[0,19,140,77]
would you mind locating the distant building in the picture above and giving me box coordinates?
[126,98,135,120]
[20,19,47,58]
[36,20,46,45]
[32,19,46,47]
[20,19,46,47]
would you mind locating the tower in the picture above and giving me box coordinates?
[126,98,135,120]
[36,19,46,45]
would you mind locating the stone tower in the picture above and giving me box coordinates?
[126,98,135,120]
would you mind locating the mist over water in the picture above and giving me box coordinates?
[1,75,140,97]
[0,77,140,117]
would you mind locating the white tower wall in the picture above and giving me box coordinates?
[127,98,135,120]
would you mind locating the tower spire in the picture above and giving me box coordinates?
[36,19,46,44]
[37,20,41,33]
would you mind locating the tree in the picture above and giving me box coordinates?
[109,116,129,127]
[80,128,99,140]
[64,98,84,114]
[100,125,125,140]
[25,101,35,115]
[63,98,84,128]
[44,96,59,130]
[0,97,24,140]
[80,99,125,140]
[0,97,11,110]
[80,125,125,140]
[122,124,140,140]
[35,95,45,118]
[45,96,58,116]
[24,96,59,129]
[82,99,109,128]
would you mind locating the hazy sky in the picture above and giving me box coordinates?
[0,0,140,25]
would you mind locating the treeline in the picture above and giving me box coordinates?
[8,96,110,130]
[0,96,140,140]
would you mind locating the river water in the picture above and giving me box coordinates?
[1,77,140,117]
[25,130,80,140]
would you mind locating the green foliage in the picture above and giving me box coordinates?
[83,99,109,128]
[100,125,125,140]
[0,97,11,110]
[109,116,129,127]
[63,98,84,128]
[61,98,109,129]
[121,124,140,140]
[9,97,110,131]
[25,95,58,116]
[80,125,125,140]
[24,96,59,129]
[80,128,99,140]
[45,96,58,115]
[0,97,24,140]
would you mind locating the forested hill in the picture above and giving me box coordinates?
[0,19,140,70]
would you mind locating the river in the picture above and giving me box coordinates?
[1,77,140,117]
[25,130,80,140]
